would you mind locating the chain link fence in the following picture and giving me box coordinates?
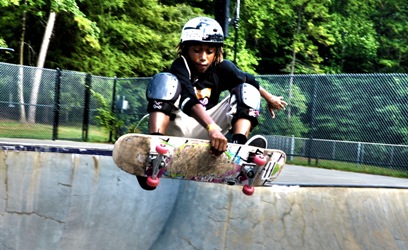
[256,74,408,171]
[0,62,407,172]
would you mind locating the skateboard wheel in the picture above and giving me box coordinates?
[242,185,255,196]
[147,176,160,187]
[156,144,168,154]
[253,154,266,166]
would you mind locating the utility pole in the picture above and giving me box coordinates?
[215,0,241,65]
[232,0,240,64]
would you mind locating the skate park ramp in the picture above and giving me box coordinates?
[0,139,407,250]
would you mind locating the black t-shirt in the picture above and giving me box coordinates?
[169,57,260,116]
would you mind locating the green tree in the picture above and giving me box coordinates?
[237,0,335,75]
[2,0,408,77]
[371,0,408,73]
[0,0,101,123]
[326,0,379,73]
[51,0,204,77]
[0,0,18,6]
[0,0,19,60]
[27,0,101,123]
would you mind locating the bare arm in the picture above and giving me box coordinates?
[259,86,288,118]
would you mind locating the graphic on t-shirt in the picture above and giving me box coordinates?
[195,87,212,107]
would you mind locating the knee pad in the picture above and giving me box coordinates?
[231,83,261,112]
[146,73,181,115]
[230,83,261,128]
[146,73,181,101]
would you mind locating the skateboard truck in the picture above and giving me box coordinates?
[241,152,267,196]
[146,144,168,187]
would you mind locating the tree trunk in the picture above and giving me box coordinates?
[27,11,56,124]
[18,0,27,123]
[288,7,302,121]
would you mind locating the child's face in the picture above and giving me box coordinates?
[187,44,216,73]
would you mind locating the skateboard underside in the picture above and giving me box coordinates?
[113,134,286,194]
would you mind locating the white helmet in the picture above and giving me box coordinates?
[180,17,224,44]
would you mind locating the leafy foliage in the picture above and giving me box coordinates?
[51,0,204,77]
[91,89,124,140]
[2,0,408,74]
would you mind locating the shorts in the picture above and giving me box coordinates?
[166,96,234,139]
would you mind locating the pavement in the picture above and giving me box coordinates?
[0,139,407,250]
[275,164,408,188]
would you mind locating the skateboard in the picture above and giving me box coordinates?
[112,133,286,195]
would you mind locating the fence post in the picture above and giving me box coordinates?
[356,142,361,166]
[82,73,92,142]
[307,76,318,165]
[52,68,62,140]
[109,76,117,143]
[290,135,294,161]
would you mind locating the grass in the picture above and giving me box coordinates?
[0,120,110,143]
[288,156,408,179]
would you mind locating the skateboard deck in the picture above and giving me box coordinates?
[112,133,286,195]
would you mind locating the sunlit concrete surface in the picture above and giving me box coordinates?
[0,140,407,250]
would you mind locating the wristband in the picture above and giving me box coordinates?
[206,123,222,132]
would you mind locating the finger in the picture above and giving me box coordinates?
[218,140,225,152]
[217,137,228,152]
[215,139,223,151]
[211,138,219,150]
[210,147,223,156]
[210,138,215,148]
[221,140,227,151]
[210,141,225,156]
[269,109,276,118]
